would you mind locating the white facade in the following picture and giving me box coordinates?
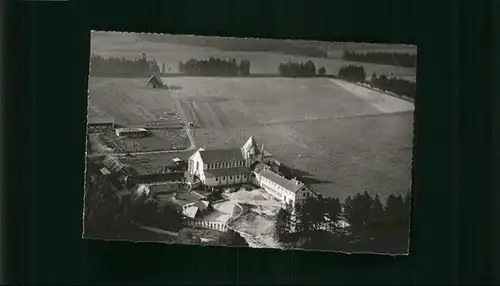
[187,148,250,187]
[253,163,316,206]
[186,137,318,208]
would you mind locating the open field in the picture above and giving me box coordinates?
[87,77,192,154]
[89,76,413,202]
[88,77,182,126]
[91,32,416,81]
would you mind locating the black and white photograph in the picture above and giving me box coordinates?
[83,31,416,254]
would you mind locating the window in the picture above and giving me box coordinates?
[223,177,226,180]
[216,178,219,181]
[237,175,240,179]
[229,176,232,179]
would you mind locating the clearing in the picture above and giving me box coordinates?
[88,76,413,202]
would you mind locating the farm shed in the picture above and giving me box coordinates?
[146,73,167,89]
[88,116,115,128]
[102,155,125,173]
[115,127,150,138]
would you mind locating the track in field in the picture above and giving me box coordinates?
[209,102,232,128]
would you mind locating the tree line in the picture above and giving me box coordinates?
[139,34,328,58]
[278,60,327,77]
[370,73,416,99]
[90,54,160,77]
[83,160,248,246]
[338,65,366,82]
[342,50,416,68]
[178,57,250,76]
[275,191,411,254]
[337,65,416,99]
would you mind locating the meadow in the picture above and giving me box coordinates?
[88,76,413,202]
[91,32,416,81]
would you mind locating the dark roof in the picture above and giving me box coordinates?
[252,162,267,174]
[102,156,124,173]
[195,200,210,211]
[147,73,165,86]
[199,148,244,163]
[257,167,305,193]
[205,167,250,178]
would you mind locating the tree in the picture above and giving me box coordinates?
[83,162,133,239]
[278,60,317,77]
[342,191,374,233]
[275,206,293,241]
[318,66,327,76]
[385,194,409,228]
[338,65,366,82]
[214,229,249,247]
[294,202,313,232]
[161,63,166,74]
[177,228,202,245]
[324,197,342,231]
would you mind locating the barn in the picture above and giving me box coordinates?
[146,73,167,89]
[88,116,115,128]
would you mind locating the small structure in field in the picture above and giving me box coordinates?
[146,73,167,89]
[115,127,149,138]
[88,117,115,133]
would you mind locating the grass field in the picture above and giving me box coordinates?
[89,75,413,202]
[91,32,416,81]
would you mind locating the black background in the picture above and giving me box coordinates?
[2,0,496,284]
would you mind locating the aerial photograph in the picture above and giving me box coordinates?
[83,31,416,254]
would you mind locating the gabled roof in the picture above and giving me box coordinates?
[102,156,124,173]
[204,167,250,178]
[198,148,244,163]
[116,127,148,133]
[182,206,199,219]
[252,162,268,174]
[241,136,261,156]
[147,73,165,86]
[258,167,305,193]
[195,200,210,211]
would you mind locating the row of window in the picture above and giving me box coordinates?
[206,160,245,170]
[215,174,247,181]
[261,177,293,197]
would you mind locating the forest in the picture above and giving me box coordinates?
[83,160,248,247]
[178,57,250,76]
[337,65,416,99]
[342,50,416,68]
[90,54,160,77]
[276,191,411,254]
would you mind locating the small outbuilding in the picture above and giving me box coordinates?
[147,73,167,89]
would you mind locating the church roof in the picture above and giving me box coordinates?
[204,167,250,178]
[198,148,244,163]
